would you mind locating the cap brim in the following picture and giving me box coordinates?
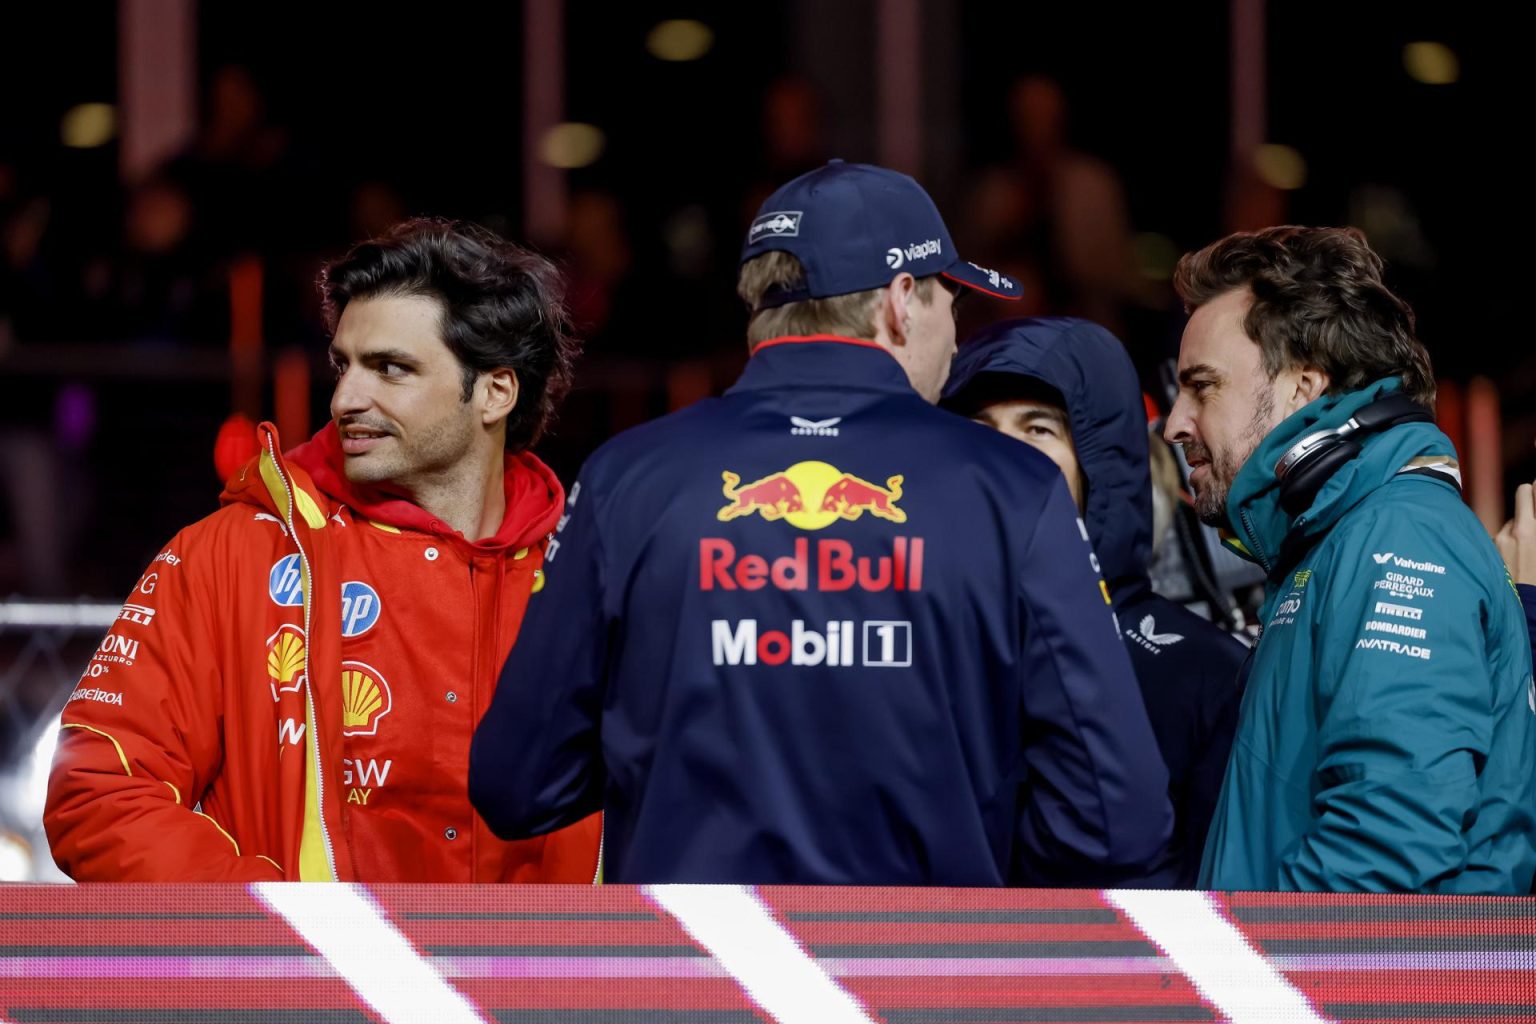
[942,260,1023,301]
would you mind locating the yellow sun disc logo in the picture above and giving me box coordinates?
[717,461,906,530]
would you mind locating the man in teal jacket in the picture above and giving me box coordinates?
[1165,225,1536,893]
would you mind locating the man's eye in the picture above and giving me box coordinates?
[380,362,408,377]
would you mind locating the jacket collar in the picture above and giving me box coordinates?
[222,423,564,555]
[727,335,917,397]
[1225,377,1459,577]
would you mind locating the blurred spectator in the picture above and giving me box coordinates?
[349,180,408,242]
[166,64,294,259]
[1224,161,1288,235]
[0,163,71,595]
[563,188,635,349]
[77,176,226,346]
[742,75,830,221]
[962,75,1135,336]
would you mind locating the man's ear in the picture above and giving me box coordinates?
[480,368,519,427]
[1293,365,1330,407]
[881,273,917,346]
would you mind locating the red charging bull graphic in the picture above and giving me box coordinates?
[717,461,906,529]
[718,472,805,521]
[820,473,905,523]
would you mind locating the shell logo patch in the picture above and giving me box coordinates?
[266,624,308,700]
[341,660,392,737]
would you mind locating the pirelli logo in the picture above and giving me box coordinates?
[118,604,156,627]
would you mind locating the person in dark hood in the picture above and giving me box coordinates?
[943,316,1244,886]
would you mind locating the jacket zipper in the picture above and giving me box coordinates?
[1238,507,1274,576]
[265,433,338,879]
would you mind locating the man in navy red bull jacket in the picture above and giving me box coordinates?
[470,161,1173,885]
[944,317,1245,886]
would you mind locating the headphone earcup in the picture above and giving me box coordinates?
[1279,437,1362,519]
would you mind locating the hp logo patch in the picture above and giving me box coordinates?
[268,555,305,607]
[341,581,381,637]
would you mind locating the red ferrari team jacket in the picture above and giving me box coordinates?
[45,422,601,881]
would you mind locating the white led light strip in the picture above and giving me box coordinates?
[254,882,488,1024]
[1107,889,1334,1024]
[644,884,877,1024]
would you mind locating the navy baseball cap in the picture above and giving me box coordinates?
[742,159,1022,308]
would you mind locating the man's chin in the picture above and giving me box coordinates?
[341,456,395,485]
[1192,486,1230,529]
[1195,506,1231,530]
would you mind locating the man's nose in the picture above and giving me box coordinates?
[1164,394,1195,445]
[331,367,370,419]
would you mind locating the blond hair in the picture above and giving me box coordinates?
[738,251,936,346]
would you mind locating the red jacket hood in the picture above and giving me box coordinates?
[221,423,564,555]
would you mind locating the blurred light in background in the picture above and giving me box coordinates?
[646,19,713,62]
[24,715,60,822]
[540,122,606,169]
[59,102,117,148]
[1133,232,1180,282]
[0,715,61,881]
[1253,144,1307,191]
[0,830,31,882]
[1403,41,1460,85]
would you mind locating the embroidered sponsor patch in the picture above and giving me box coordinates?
[340,581,381,637]
[269,554,305,607]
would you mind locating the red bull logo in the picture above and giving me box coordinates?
[717,461,906,529]
[700,537,924,592]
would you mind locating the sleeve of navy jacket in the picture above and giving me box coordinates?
[1520,584,1536,676]
[1010,477,1173,885]
[470,471,610,839]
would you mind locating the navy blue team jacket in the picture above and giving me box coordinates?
[945,317,1245,887]
[470,335,1172,885]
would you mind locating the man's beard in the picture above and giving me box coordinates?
[1188,387,1275,528]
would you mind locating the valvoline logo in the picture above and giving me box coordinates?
[269,554,304,606]
[341,581,381,637]
[717,461,905,529]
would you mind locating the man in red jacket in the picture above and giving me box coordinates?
[45,219,602,881]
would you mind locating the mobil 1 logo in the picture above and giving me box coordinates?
[710,618,913,668]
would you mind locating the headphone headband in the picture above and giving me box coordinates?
[1274,392,1433,518]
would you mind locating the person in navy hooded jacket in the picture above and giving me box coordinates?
[470,162,1172,886]
[943,317,1244,886]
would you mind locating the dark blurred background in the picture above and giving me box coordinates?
[0,0,1525,877]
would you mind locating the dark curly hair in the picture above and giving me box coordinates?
[318,217,579,451]
[1173,225,1436,405]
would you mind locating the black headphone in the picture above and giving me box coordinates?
[1274,392,1434,518]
